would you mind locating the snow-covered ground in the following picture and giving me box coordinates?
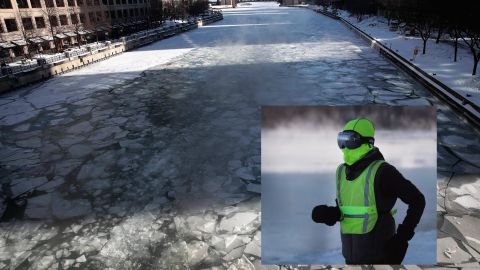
[0,2,479,269]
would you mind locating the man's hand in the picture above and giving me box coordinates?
[384,224,415,264]
[311,204,341,226]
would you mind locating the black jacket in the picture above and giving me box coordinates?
[340,147,426,264]
[344,147,425,232]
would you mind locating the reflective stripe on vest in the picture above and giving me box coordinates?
[336,160,384,234]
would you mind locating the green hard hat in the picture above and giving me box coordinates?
[343,118,375,137]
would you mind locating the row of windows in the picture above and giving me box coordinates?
[1,17,42,32]
[107,7,146,19]
[0,0,148,9]
[1,8,147,32]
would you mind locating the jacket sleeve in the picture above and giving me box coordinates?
[377,163,426,239]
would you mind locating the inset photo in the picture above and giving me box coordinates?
[261,106,436,265]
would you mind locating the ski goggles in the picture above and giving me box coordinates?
[337,130,374,149]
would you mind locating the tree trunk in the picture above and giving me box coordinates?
[436,28,442,44]
[454,36,458,62]
[473,55,479,76]
[50,25,57,52]
[423,38,427,54]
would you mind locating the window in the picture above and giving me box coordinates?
[59,14,68,25]
[96,11,102,21]
[79,13,86,23]
[4,18,18,32]
[117,10,122,18]
[134,8,138,16]
[115,0,119,4]
[121,0,125,4]
[93,0,98,4]
[30,0,41,8]
[70,13,78,24]
[128,0,131,4]
[0,0,13,9]
[102,0,106,4]
[123,9,127,17]
[104,11,109,18]
[45,0,54,6]
[88,12,95,22]
[55,0,64,6]
[17,0,29,8]
[35,16,45,28]
[109,10,115,19]
[129,9,133,17]
[49,16,58,26]
[22,17,33,30]
[133,0,137,4]
[86,0,91,5]
[67,0,75,5]
[108,0,113,4]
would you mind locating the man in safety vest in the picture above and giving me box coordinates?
[311,118,425,264]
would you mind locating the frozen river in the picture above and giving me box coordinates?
[1,2,480,269]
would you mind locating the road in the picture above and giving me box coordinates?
[0,2,479,269]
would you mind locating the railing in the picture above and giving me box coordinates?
[1,62,40,76]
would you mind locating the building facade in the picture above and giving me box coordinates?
[1,0,152,61]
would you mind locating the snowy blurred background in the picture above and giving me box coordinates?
[261,106,437,265]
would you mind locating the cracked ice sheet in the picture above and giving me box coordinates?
[0,2,480,269]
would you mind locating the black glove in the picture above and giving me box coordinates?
[384,224,415,264]
[311,204,341,226]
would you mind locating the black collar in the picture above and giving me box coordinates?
[344,147,385,180]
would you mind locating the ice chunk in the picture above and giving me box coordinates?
[227,256,256,270]
[235,167,256,181]
[68,144,93,158]
[437,237,472,264]
[100,212,166,266]
[157,241,188,268]
[246,183,261,194]
[10,177,48,197]
[244,238,260,257]
[219,212,258,233]
[51,193,91,219]
[67,121,93,134]
[223,245,245,261]
[76,255,87,263]
[187,241,209,266]
[25,193,52,219]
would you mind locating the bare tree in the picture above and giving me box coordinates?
[410,0,437,55]
[67,7,83,48]
[414,21,434,55]
[449,27,460,62]
[459,30,480,75]
[17,10,37,58]
[41,1,60,52]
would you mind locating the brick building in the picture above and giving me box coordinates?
[0,0,152,61]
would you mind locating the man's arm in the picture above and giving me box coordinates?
[378,163,426,263]
[379,163,426,236]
